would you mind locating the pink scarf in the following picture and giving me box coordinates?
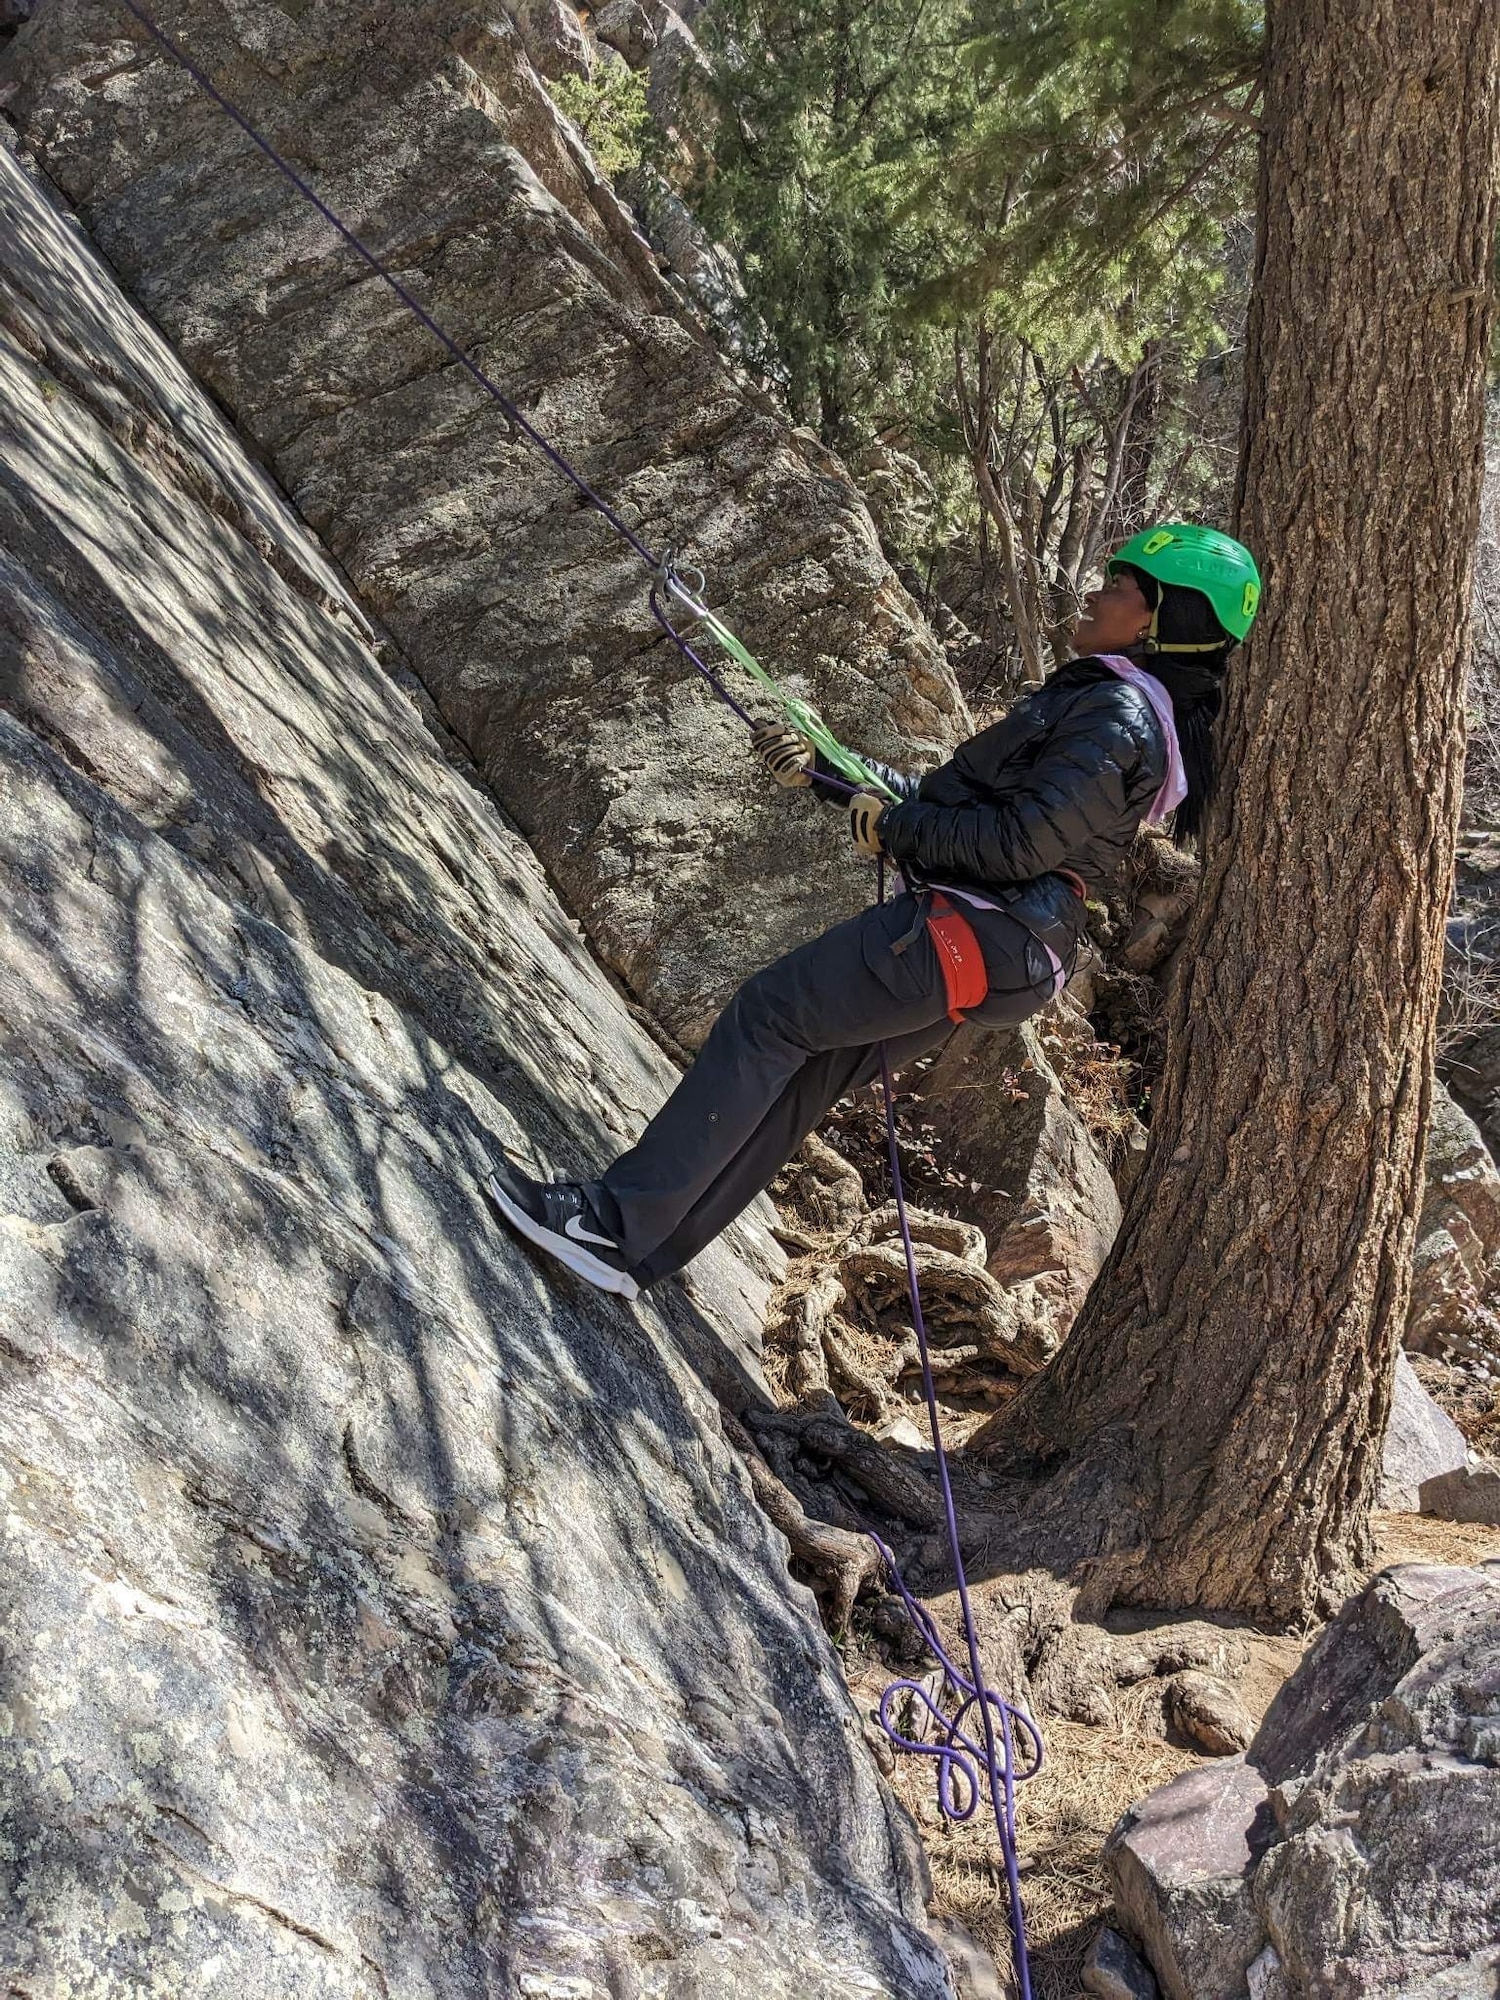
[1097,654,1187,826]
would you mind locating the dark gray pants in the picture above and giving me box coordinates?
[587,891,1061,1286]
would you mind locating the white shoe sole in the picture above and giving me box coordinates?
[484,1174,640,1300]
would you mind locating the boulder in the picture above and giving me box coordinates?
[1443,1017,1500,1164]
[906,1019,1121,1366]
[1244,1946,1293,2000]
[1096,829,1200,978]
[1111,1564,1500,2000]
[1405,1079,1500,1358]
[1420,1460,1500,1524]
[1249,1563,1494,1784]
[0,138,952,2000]
[1249,1564,1500,1997]
[1441,809,1500,1160]
[1106,1758,1276,2000]
[928,1914,1012,2000]
[1166,1671,1256,1757]
[1377,1348,1470,1509]
[4,0,966,1050]
[1083,1925,1161,2000]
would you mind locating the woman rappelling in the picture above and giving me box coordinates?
[485,522,1261,1299]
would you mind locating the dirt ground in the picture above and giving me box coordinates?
[848,1511,1500,1999]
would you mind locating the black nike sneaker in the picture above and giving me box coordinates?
[482,1155,639,1300]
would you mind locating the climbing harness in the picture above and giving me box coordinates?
[98,6,1041,1988]
[924,894,990,1023]
[894,870,1087,1012]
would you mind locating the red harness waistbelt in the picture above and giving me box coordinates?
[926,893,989,1023]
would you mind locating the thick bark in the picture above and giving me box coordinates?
[977,0,1500,1622]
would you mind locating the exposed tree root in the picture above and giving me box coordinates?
[841,1237,1051,1378]
[747,1398,949,1529]
[747,1134,1271,1742]
[721,1410,883,1631]
[777,1266,843,1400]
[766,1181,1047,1424]
[819,1319,895,1419]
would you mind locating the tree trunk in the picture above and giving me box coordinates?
[1117,338,1163,538]
[977,0,1500,1623]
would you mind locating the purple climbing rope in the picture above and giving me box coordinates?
[89,4,1041,1985]
[109,0,762,728]
[871,865,1043,1995]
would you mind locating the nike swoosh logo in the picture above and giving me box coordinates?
[564,1213,616,1248]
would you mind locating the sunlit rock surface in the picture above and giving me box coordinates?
[3,0,968,1047]
[0,134,951,2000]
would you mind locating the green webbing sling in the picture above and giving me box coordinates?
[663,573,899,800]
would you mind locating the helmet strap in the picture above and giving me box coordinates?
[1142,593,1229,655]
[1122,564,1233,656]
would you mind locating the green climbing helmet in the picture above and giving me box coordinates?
[1106,521,1262,645]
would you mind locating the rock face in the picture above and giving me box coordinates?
[1109,1563,1500,1999]
[3,0,966,1049]
[0,136,953,1999]
[620,162,750,335]
[503,0,593,80]
[593,0,659,68]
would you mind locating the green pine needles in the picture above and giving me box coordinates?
[548,61,652,182]
[688,0,1263,678]
[695,0,1261,445]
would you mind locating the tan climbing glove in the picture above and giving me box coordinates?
[751,718,815,789]
[848,792,887,858]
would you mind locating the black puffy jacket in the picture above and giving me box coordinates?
[819,656,1169,945]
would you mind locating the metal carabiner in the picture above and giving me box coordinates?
[656,548,708,626]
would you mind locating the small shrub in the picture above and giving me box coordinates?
[547,63,650,182]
